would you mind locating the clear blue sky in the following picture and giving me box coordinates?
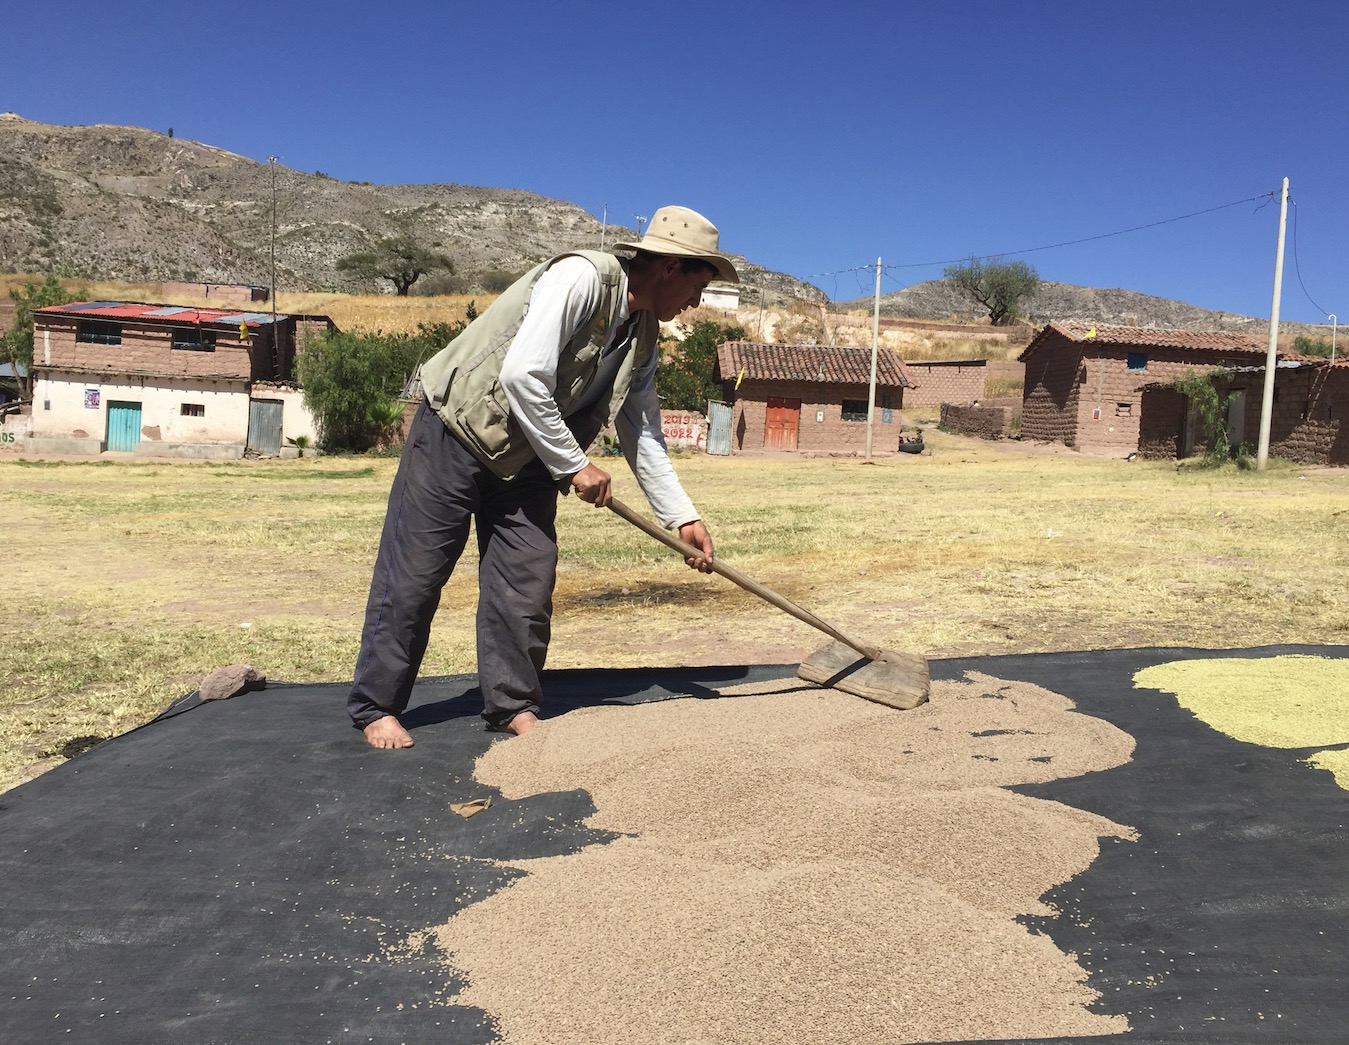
[4,0,1346,324]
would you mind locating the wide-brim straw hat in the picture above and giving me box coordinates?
[613,205,740,284]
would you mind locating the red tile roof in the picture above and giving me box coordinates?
[717,341,912,388]
[1020,322,1265,360]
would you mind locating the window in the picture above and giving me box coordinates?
[1115,402,1132,417]
[77,319,122,345]
[1127,353,1148,371]
[181,403,205,417]
[172,326,216,351]
[841,399,870,422]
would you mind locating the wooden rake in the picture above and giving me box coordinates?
[607,498,930,710]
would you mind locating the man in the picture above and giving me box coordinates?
[347,205,739,748]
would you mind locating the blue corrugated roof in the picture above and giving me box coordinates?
[145,306,195,317]
[0,361,29,378]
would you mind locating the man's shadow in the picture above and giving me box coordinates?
[399,663,800,731]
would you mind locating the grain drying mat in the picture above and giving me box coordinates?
[1,646,1346,1044]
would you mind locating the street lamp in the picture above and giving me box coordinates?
[635,214,648,239]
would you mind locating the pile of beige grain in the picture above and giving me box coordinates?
[431,672,1137,1044]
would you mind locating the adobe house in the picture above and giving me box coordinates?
[26,301,334,458]
[1019,322,1267,455]
[712,341,912,453]
[902,359,987,408]
[1139,356,1349,465]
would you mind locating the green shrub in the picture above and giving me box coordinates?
[297,320,465,452]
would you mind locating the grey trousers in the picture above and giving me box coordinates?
[346,400,559,731]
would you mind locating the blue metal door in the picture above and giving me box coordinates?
[106,401,142,452]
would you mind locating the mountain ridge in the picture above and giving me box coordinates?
[2,114,1331,337]
[0,114,814,304]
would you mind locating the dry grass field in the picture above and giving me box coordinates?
[3,426,1346,794]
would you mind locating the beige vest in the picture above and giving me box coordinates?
[419,250,657,480]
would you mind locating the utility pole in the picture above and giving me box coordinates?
[600,204,608,250]
[1330,314,1338,365]
[865,257,881,461]
[268,156,280,378]
[1256,178,1289,471]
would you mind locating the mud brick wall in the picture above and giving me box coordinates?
[35,317,254,380]
[940,402,1013,439]
[1227,367,1349,465]
[731,379,906,453]
[1021,345,1083,446]
[904,361,986,407]
[1138,386,1187,459]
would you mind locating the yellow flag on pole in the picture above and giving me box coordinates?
[239,321,250,343]
[1085,325,1097,339]
[735,365,747,390]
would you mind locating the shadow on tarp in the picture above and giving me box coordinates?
[0,662,794,1045]
[2,647,1347,1044]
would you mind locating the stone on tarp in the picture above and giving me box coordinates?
[199,664,268,702]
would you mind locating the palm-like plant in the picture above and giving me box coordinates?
[367,399,408,450]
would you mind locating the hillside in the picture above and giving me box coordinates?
[838,278,1329,338]
[0,114,819,303]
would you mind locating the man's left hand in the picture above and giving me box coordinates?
[678,521,715,574]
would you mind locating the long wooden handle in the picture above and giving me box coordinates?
[606,497,881,661]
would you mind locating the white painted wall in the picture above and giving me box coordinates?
[32,372,250,444]
[701,285,741,310]
[255,385,319,445]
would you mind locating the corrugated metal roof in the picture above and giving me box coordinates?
[717,342,912,388]
[33,301,291,327]
[1020,322,1265,360]
[218,312,283,325]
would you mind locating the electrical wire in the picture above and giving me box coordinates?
[1289,199,1333,320]
[884,191,1279,271]
[801,189,1280,284]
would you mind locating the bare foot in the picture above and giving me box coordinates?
[363,716,414,749]
[500,711,538,736]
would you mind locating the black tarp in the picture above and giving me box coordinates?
[2,647,1346,1045]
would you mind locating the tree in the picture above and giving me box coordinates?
[336,236,454,296]
[4,275,78,398]
[943,256,1041,326]
[296,320,466,451]
[656,320,746,411]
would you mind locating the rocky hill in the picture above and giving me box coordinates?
[839,277,1329,338]
[0,114,818,302]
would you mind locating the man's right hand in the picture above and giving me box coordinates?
[571,463,612,506]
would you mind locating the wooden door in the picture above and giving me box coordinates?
[764,397,800,450]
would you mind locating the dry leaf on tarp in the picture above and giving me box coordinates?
[450,797,493,818]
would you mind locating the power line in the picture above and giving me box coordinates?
[801,189,1280,283]
[1289,198,1332,319]
[883,190,1280,271]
